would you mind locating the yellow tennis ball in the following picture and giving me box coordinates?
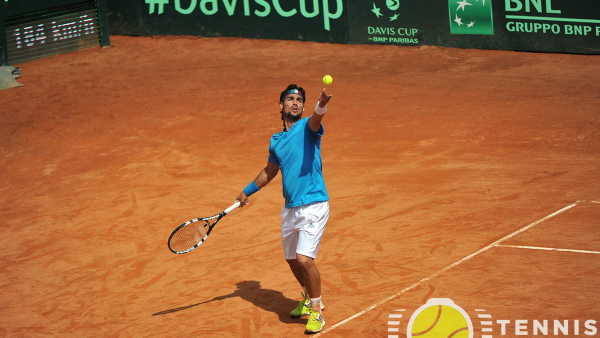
[411,304,470,338]
[323,75,333,85]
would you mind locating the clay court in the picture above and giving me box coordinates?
[1,36,599,337]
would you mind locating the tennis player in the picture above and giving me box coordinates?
[236,84,332,333]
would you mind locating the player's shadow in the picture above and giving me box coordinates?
[152,280,299,324]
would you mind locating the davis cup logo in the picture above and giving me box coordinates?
[371,0,401,21]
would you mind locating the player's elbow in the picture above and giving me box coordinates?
[266,169,278,183]
[308,116,323,132]
[264,165,278,179]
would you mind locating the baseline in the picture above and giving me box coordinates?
[496,244,600,255]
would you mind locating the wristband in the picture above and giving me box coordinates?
[243,181,260,196]
[315,102,327,115]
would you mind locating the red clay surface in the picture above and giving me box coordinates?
[1,36,599,337]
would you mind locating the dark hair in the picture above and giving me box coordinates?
[279,84,306,103]
[279,84,306,132]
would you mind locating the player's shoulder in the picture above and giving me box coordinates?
[292,117,310,131]
[271,130,285,139]
[300,116,310,125]
[270,130,285,145]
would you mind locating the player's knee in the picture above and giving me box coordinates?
[286,258,298,267]
[298,261,313,272]
[295,256,314,271]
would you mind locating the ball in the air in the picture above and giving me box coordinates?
[323,75,333,85]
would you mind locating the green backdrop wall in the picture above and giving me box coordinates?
[3,0,599,63]
[5,0,91,16]
[107,0,349,43]
[348,0,600,54]
[106,0,600,54]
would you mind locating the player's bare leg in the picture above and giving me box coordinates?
[286,259,305,288]
[287,258,316,319]
[296,253,325,333]
[295,253,322,312]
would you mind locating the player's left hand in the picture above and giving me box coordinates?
[318,88,332,108]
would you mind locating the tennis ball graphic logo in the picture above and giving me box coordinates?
[407,298,473,338]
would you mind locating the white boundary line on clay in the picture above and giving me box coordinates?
[314,203,578,336]
[496,244,600,255]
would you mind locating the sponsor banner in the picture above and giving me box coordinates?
[448,0,494,35]
[345,0,599,53]
[100,0,600,54]
[346,0,423,45]
[499,0,600,54]
[107,0,348,44]
[446,0,600,54]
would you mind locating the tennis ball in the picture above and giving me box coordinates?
[410,303,470,338]
[323,75,333,85]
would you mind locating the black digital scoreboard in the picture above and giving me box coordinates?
[1,0,109,65]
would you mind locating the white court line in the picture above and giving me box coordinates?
[496,244,600,255]
[314,203,578,336]
[590,201,600,204]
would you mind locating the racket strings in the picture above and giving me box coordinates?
[169,220,210,253]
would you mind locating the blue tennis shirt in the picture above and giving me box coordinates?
[268,117,329,208]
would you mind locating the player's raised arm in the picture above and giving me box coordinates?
[308,88,332,132]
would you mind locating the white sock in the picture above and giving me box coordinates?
[310,296,323,310]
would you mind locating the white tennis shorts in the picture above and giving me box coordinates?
[281,201,329,260]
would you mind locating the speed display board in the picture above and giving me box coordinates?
[2,0,109,65]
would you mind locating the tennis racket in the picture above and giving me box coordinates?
[168,201,241,254]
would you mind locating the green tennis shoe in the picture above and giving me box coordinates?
[290,293,325,318]
[305,309,325,333]
[290,292,311,318]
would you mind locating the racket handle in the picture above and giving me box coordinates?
[224,201,241,215]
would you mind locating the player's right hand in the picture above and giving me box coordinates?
[318,88,332,108]
[236,192,249,208]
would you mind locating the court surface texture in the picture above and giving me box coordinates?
[1,36,599,337]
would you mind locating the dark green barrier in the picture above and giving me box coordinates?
[6,0,90,16]
[4,0,598,63]
[347,0,600,55]
[107,0,348,43]
[1,1,8,65]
